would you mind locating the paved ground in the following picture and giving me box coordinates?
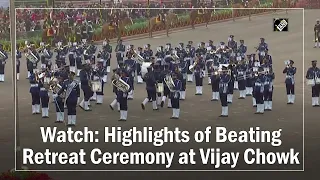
[1,9,320,179]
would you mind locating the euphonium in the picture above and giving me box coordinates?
[164,74,176,92]
[189,60,198,73]
[112,77,130,92]
[133,50,145,64]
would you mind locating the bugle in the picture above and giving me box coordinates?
[25,51,39,63]
[133,50,145,65]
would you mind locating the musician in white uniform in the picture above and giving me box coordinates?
[306,60,320,106]
[0,44,8,82]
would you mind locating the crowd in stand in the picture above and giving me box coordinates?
[0,0,218,40]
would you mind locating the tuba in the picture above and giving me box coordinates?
[112,75,130,92]
[164,74,176,92]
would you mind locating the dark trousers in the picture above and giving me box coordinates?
[82,87,93,101]
[312,84,320,97]
[69,57,76,66]
[0,64,5,74]
[17,65,20,73]
[255,92,264,104]
[238,80,246,91]
[246,79,253,87]
[195,76,203,86]
[220,93,228,107]
[211,81,219,92]
[286,83,295,94]
[171,97,180,108]
[228,81,234,94]
[181,79,187,91]
[76,58,82,69]
[136,64,141,75]
[118,96,128,110]
[163,87,170,97]
[31,92,40,105]
[55,99,64,112]
[66,100,77,115]
[147,90,156,101]
[40,96,49,108]
[264,90,273,101]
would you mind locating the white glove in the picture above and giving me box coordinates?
[52,94,58,99]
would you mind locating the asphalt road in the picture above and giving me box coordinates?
[0,9,319,179]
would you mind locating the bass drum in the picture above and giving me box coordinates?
[141,62,152,78]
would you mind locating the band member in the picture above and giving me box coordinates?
[238,40,247,56]
[39,42,48,69]
[115,39,126,66]
[117,70,132,121]
[161,64,172,108]
[246,54,255,97]
[143,44,153,62]
[256,38,268,61]
[79,64,93,111]
[110,68,121,111]
[283,60,296,104]
[306,60,320,106]
[26,44,40,78]
[254,67,266,114]
[141,66,158,110]
[38,70,50,118]
[29,71,41,114]
[185,44,195,82]
[205,46,215,85]
[124,52,136,99]
[196,42,206,56]
[136,47,145,83]
[218,65,231,117]
[179,57,188,100]
[55,42,67,68]
[228,35,237,52]
[208,40,216,51]
[55,71,80,126]
[237,60,247,99]
[314,20,320,48]
[170,72,182,119]
[194,55,205,95]
[93,60,106,104]
[210,66,220,101]
[75,43,84,76]
[102,39,112,73]
[164,43,172,55]
[16,45,22,81]
[264,67,275,110]
[53,75,65,123]
[69,42,77,73]
[154,62,163,105]
[227,64,235,103]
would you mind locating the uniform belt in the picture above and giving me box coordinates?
[30,84,38,87]
[40,87,47,91]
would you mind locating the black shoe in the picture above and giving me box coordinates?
[238,97,245,99]
[141,103,145,110]
[246,94,252,96]
[167,106,172,108]
[109,105,114,110]
[253,105,257,107]
[42,116,49,118]
[85,109,92,111]
[127,98,133,100]
[118,119,126,121]
[161,101,164,107]
[153,108,159,111]
[170,117,175,119]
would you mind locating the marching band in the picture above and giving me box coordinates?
[1,31,319,126]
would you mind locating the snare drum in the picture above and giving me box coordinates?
[91,81,102,92]
[307,79,315,86]
[157,83,164,93]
